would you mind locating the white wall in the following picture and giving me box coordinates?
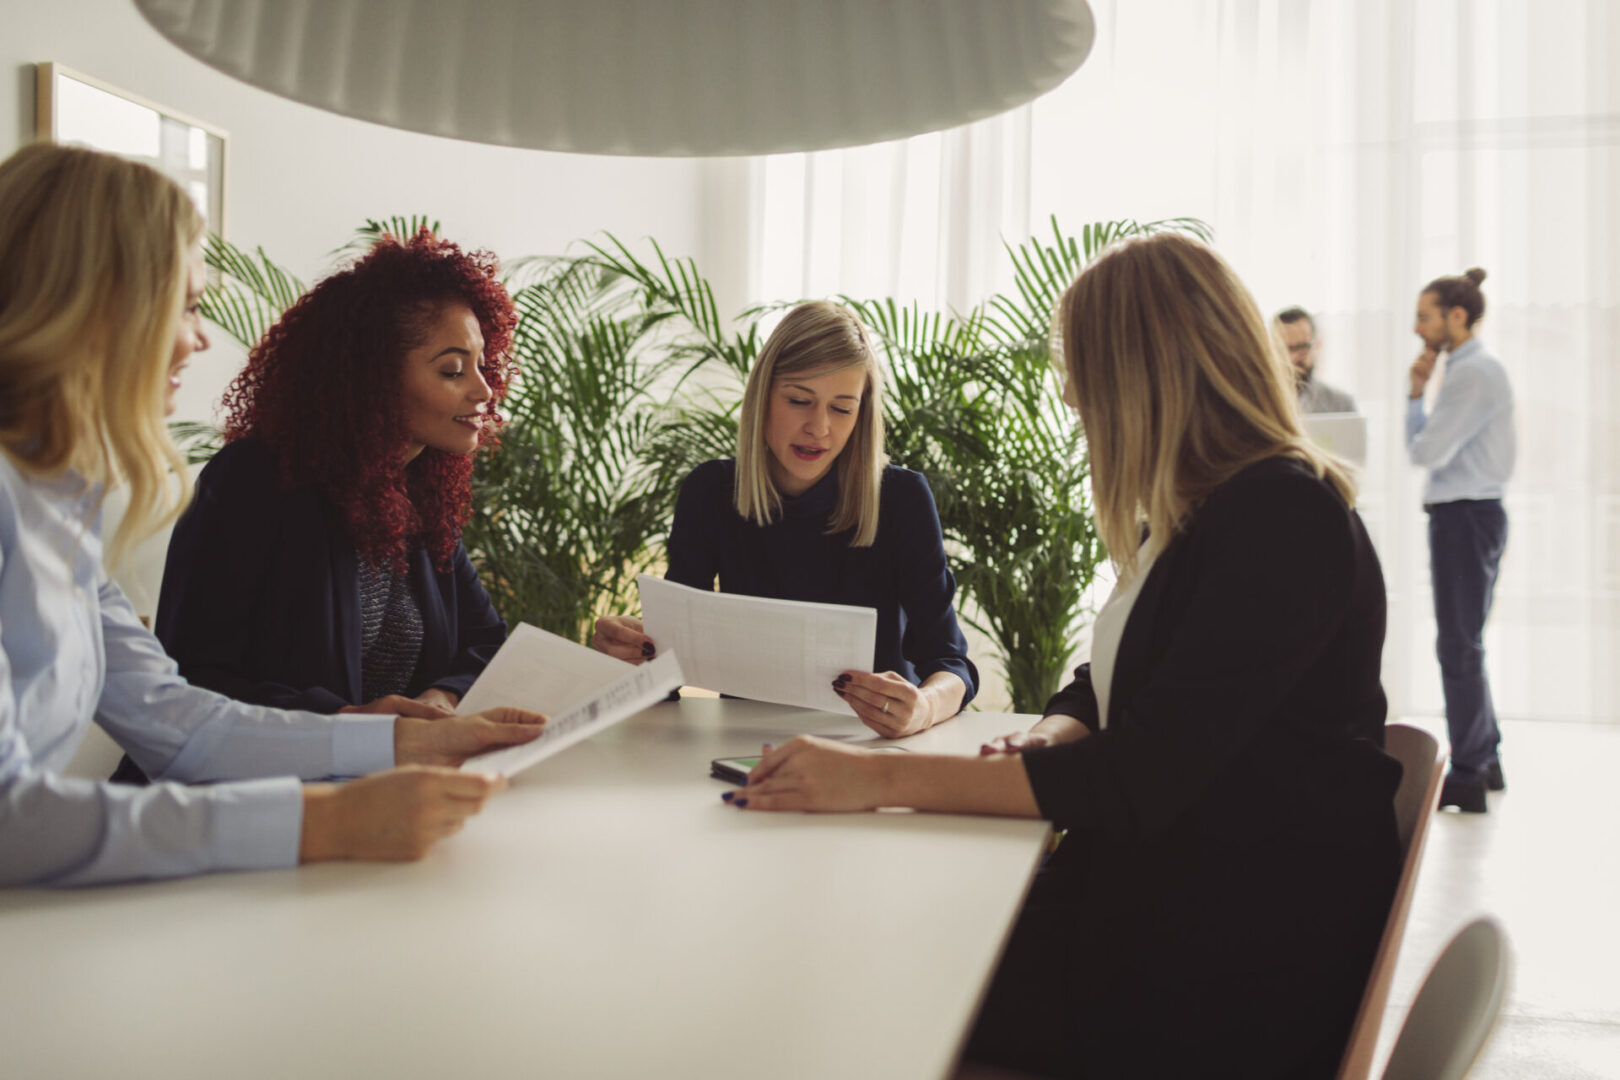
[2,0,749,424]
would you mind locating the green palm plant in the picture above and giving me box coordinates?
[337,216,442,260]
[165,235,309,464]
[465,254,686,642]
[841,295,1089,713]
[572,235,765,491]
[197,231,306,350]
[940,216,1211,710]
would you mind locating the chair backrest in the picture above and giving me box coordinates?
[1380,917,1510,1080]
[1386,725,1444,855]
[1333,723,1446,1080]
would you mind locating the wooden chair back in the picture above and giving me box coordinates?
[1334,723,1447,1080]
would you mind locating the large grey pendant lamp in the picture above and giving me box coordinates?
[133,0,1095,156]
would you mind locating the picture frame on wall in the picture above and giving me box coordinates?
[34,61,228,233]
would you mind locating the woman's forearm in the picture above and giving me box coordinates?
[1032,713,1091,741]
[919,670,969,727]
[875,750,1043,818]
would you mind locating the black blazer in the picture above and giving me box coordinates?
[153,438,506,712]
[991,458,1402,1078]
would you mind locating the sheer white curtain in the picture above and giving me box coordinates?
[748,109,1031,315]
[747,0,1620,722]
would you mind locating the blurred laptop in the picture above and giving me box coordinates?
[1302,412,1367,468]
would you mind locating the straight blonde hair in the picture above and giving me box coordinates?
[735,302,887,547]
[0,142,202,568]
[1058,232,1356,584]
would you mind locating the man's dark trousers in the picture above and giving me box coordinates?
[1427,499,1509,782]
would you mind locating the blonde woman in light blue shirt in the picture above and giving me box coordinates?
[0,143,546,886]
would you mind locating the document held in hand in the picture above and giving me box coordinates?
[637,574,877,715]
[456,622,684,777]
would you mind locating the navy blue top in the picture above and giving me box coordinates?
[665,459,978,705]
[153,437,506,713]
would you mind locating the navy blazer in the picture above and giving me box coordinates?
[153,437,506,713]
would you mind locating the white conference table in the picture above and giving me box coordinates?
[2,698,1049,1080]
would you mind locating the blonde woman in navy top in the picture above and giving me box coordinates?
[593,302,977,736]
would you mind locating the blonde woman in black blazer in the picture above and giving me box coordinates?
[722,234,1402,1078]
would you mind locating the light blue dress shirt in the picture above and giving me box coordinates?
[0,454,396,886]
[1405,337,1516,504]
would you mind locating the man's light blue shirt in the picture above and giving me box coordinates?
[0,455,396,886]
[1405,337,1516,504]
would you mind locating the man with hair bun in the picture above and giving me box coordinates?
[1407,267,1515,813]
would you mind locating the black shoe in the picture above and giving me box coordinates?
[1438,773,1488,813]
[1486,760,1506,792]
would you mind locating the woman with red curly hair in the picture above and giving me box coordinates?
[112,231,519,784]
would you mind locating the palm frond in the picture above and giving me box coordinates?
[333,215,444,260]
[200,233,305,349]
[167,420,225,465]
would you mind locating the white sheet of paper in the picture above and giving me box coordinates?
[456,623,684,777]
[637,574,876,714]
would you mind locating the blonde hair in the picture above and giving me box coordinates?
[1058,232,1356,583]
[0,142,202,568]
[735,302,888,547]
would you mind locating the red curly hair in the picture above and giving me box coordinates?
[222,230,517,574]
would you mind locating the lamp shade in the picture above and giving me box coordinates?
[133,0,1095,156]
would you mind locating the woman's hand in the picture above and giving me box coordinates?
[394,708,547,768]
[979,713,1091,756]
[299,767,506,862]
[413,687,460,713]
[592,615,655,664]
[725,737,893,813]
[834,670,931,737]
[340,693,454,720]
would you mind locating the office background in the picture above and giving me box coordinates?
[4,0,1614,723]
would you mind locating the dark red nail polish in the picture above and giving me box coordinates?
[734,797,749,808]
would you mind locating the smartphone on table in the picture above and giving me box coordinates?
[710,746,907,785]
[710,755,761,784]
